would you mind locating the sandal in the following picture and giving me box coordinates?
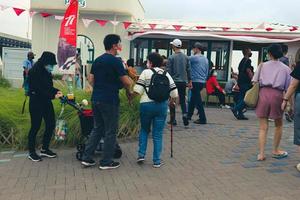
[272,151,288,159]
[257,154,266,161]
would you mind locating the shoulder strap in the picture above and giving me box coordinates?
[150,68,157,74]
[163,70,167,76]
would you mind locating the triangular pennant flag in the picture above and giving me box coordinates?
[243,28,253,31]
[13,8,25,16]
[29,11,37,18]
[96,19,108,27]
[265,27,274,32]
[40,12,52,18]
[196,26,206,30]
[148,24,157,30]
[290,26,298,32]
[172,25,182,31]
[222,27,230,31]
[110,20,120,26]
[0,5,9,11]
[54,15,64,21]
[82,18,94,28]
[123,22,132,29]
[256,22,265,29]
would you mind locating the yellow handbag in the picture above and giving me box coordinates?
[244,64,263,108]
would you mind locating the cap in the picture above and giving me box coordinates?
[193,42,203,50]
[39,51,57,65]
[27,51,35,57]
[170,39,182,48]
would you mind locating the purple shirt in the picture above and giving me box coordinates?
[252,60,291,91]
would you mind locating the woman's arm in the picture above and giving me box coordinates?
[282,78,300,110]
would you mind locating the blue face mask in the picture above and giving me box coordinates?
[46,65,54,73]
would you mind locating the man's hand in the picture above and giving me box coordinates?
[187,81,193,89]
[281,100,288,111]
[126,90,134,105]
[169,98,177,108]
[55,91,63,99]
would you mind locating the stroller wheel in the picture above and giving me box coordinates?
[77,144,85,151]
[114,148,122,159]
[76,152,83,161]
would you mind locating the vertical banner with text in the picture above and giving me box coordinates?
[57,0,78,74]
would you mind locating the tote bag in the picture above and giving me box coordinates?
[244,64,263,108]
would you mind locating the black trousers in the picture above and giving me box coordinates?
[171,82,188,121]
[83,102,119,165]
[188,82,207,122]
[212,90,226,105]
[28,97,55,153]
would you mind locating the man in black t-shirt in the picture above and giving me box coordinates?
[231,48,254,120]
[81,34,133,170]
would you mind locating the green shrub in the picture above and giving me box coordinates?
[0,87,140,150]
[0,76,11,88]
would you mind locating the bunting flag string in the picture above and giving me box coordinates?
[0,5,9,11]
[172,25,182,31]
[96,19,108,27]
[13,7,25,16]
[82,18,94,28]
[123,22,132,29]
[0,4,299,33]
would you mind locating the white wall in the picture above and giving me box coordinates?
[31,14,132,64]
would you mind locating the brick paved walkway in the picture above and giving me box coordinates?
[0,108,299,200]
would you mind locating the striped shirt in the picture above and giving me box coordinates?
[134,67,178,103]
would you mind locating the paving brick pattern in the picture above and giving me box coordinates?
[0,108,299,200]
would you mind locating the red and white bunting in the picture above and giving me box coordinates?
[148,24,157,30]
[54,15,64,21]
[96,19,108,27]
[13,7,25,16]
[172,25,182,31]
[110,20,120,26]
[265,27,274,32]
[290,26,298,32]
[222,27,230,31]
[0,5,9,11]
[29,11,37,18]
[243,28,253,31]
[82,18,94,28]
[123,22,132,29]
[196,26,206,30]
[40,12,52,18]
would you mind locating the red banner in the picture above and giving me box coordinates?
[13,8,25,16]
[57,0,78,74]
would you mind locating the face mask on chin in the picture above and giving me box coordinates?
[45,65,54,73]
[249,53,253,57]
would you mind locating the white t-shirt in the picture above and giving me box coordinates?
[134,67,178,103]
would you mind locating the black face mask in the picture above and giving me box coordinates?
[249,53,252,57]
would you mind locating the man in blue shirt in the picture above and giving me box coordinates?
[187,42,208,124]
[81,34,133,170]
[23,52,35,95]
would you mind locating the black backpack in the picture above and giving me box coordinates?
[145,69,170,102]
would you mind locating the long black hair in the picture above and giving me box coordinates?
[30,51,57,72]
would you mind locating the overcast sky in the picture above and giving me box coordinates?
[0,0,299,38]
[140,0,300,25]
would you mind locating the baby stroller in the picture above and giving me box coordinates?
[60,97,122,161]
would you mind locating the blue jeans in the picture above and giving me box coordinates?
[233,84,250,116]
[188,82,207,122]
[138,101,168,164]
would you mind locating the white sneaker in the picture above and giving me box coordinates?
[221,105,231,109]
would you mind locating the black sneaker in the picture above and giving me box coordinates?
[231,107,239,119]
[153,161,164,168]
[28,153,42,162]
[237,115,248,120]
[99,161,120,170]
[168,120,177,126]
[81,159,96,167]
[194,119,207,124]
[183,116,189,126]
[40,149,57,158]
[137,157,145,164]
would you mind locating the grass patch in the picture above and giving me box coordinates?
[0,85,140,150]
